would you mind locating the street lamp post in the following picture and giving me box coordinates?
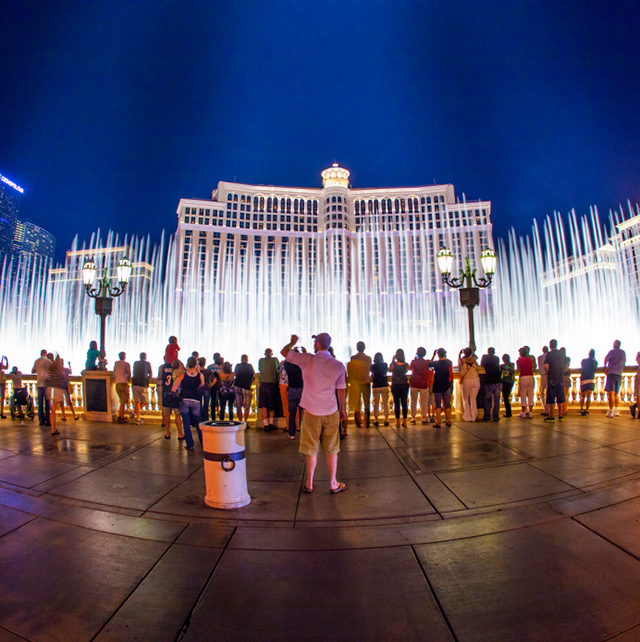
[436,248,497,352]
[82,256,132,371]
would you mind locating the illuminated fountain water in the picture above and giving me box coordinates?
[1,205,639,373]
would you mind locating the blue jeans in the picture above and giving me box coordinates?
[484,383,503,420]
[179,399,202,449]
[209,390,219,420]
[37,386,50,426]
[288,387,303,437]
[218,392,234,421]
[200,393,210,422]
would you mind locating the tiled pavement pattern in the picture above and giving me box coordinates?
[2,413,640,640]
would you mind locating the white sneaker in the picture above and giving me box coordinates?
[607,410,614,418]
[135,419,143,425]
[518,412,527,418]
[527,412,533,418]
[613,408,619,417]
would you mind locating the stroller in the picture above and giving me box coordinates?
[10,387,35,425]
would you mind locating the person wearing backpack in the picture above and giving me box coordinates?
[217,362,236,421]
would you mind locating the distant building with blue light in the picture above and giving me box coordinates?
[0,173,23,262]
[0,173,56,283]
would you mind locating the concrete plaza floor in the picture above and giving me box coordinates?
[2,410,640,641]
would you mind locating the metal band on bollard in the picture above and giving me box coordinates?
[203,450,246,472]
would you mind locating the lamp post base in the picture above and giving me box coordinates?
[94,297,113,371]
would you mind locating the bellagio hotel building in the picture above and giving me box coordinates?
[174,164,493,304]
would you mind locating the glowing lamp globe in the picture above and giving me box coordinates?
[437,248,454,277]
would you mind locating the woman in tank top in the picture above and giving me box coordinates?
[173,356,205,450]
[389,349,409,427]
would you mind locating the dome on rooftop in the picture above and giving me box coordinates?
[321,163,350,188]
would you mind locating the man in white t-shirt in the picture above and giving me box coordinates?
[281,333,347,494]
[113,352,131,423]
[32,349,52,426]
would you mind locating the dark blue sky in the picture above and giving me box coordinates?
[2,1,639,264]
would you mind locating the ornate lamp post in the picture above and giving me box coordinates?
[436,247,497,352]
[82,256,132,370]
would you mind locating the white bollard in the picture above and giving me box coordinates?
[200,420,251,509]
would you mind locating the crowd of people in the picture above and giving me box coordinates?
[0,336,639,494]
[1,337,639,441]
[342,339,639,428]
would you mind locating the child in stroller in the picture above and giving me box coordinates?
[9,367,34,426]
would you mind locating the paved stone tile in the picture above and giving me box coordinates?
[0,432,58,451]
[498,431,600,459]
[0,488,186,542]
[94,544,222,642]
[174,523,235,548]
[182,547,454,642]
[49,467,186,511]
[610,439,640,457]
[28,439,133,465]
[0,504,36,537]
[0,454,80,488]
[81,426,164,445]
[31,465,95,492]
[415,519,640,642]
[145,434,195,450]
[296,476,435,522]
[0,518,169,642]
[412,474,467,512]
[244,431,298,454]
[148,478,300,522]
[402,440,528,473]
[105,446,203,477]
[0,625,30,641]
[553,422,640,446]
[390,424,483,448]
[550,479,640,517]
[530,448,640,487]
[574,496,640,559]
[245,451,305,482]
[437,463,574,508]
[460,419,551,440]
[338,431,391,451]
[0,450,16,462]
[312,448,407,480]
[608,625,640,641]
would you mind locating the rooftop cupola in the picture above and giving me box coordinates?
[321,163,350,188]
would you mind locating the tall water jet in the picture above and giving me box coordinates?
[1,202,639,372]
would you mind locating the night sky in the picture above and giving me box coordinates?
[2,1,639,264]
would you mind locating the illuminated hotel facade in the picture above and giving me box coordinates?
[174,164,493,300]
[0,173,24,261]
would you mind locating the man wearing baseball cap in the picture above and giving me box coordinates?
[281,333,348,493]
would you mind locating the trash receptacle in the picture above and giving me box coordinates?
[200,420,251,509]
